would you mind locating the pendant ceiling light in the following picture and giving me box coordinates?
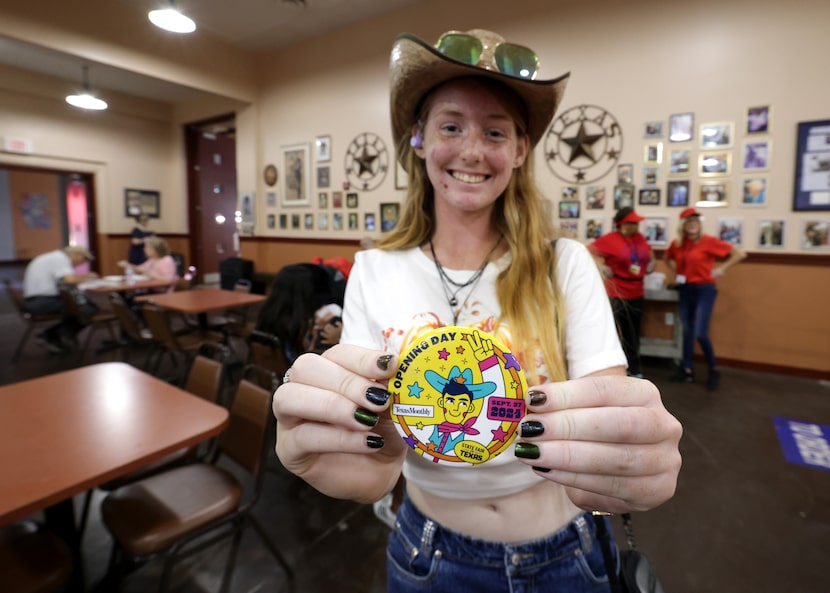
[65,65,108,111]
[148,1,196,34]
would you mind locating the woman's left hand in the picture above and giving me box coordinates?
[515,374,682,513]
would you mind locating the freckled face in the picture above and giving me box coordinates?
[414,79,529,217]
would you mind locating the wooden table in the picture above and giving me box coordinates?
[79,275,175,294]
[135,288,265,330]
[0,363,229,589]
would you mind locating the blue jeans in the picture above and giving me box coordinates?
[677,282,718,371]
[387,494,615,593]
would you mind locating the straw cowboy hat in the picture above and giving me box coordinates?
[389,29,570,157]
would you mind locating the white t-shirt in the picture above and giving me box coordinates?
[341,238,625,499]
[23,250,74,298]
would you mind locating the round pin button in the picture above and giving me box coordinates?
[389,326,527,466]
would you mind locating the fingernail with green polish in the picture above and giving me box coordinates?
[520,421,544,438]
[367,436,384,449]
[532,466,551,473]
[354,408,379,427]
[377,354,394,370]
[514,442,541,459]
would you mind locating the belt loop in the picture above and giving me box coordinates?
[573,514,593,555]
[420,518,436,555]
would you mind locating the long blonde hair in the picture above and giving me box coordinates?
[379,78,567,383]
[676,216,701,247]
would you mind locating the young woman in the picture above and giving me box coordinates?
[588,207,655,378]
[665,208,747,390]
[273,29,682,592]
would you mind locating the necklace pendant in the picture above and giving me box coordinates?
[449,297,458,307]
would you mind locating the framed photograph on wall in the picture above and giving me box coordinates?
[316,166,330,188]
[669,112,694,142]
[318,192,328,209]
[644,143,663,164]
[697,181,729,206]
[700,122,734,149]
[613,184,635,209]
[746,105,771,135]
[743,140,771,171]
[559,200,580,219]
[365,212,376,231]
[643,166,659,186]
[381,202,400,232]
[280,143,311,206]
[699,151,731,176]
[667,180,690,207]
[315,135,331,162]
[792,119,830,211]
[346,192,359,208]
[643,217,669,246]
[644,121,663,139]
[801,220,830,249]
[395,161,409,190]
[617,164,634,185]
[585,218,605,240]
[669,149,690,175]
[124,188,160,218]
[559,220,578,238]
[586,185,606,209]
[717,217,744,247]
[638,188,661,206]
[741,177,767,207]
[758,219,785,248]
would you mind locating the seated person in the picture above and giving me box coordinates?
[255,263,344,363]
[117,236,179,292]
[23,245,99,353]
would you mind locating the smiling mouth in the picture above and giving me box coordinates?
[450,170,488,184]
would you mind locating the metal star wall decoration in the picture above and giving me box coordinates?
[344,132,389,191]
[544,105,623,184]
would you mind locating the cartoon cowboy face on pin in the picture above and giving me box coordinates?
[426,366,496,455]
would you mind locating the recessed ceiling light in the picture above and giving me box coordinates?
[148,5,196,34]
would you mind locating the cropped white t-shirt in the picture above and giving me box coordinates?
[341,238,625,500]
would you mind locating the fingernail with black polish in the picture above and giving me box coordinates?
[528,391,547,407]
[377,354,394,370]
[354,408,379,427]
[520,421,545,438]
[532,466,551,473]
[514,443,541,460]
[367,436,385,449]
[366,387,391,406]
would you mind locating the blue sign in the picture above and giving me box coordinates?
[772,416,830,472]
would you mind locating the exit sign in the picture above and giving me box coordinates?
[2,136,34,154]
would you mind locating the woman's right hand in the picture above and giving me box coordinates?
[273,345,405,503]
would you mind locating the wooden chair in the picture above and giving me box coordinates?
[247,330,290,380]
[77,343,230,539]
[139,302,225,382]
[0,520,74,593]
[108,293,158,368]
[58,284,119,360]
[100,365,292,592]
[2,277,63,361]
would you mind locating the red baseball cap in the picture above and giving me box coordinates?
[680,207,700,219]
[613,207,645,225]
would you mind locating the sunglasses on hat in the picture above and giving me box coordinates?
[435,31,540,80]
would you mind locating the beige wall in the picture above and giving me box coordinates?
[1,0,829,375]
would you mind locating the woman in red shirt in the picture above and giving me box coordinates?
[588,207,654,377]
[665,208,746,390]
